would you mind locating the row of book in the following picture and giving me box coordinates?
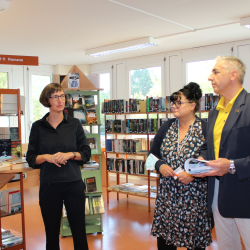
[1,229,23,248]
[62,195,105,216]
[107,183,157,198]
[102,94,220,114]
[106,139,143,154]
[107,158,147,175]
[0,188,21,216]
[106,118,169,134]
[201,94,219,111]
[102,97,171,113]
[0,139,22,159]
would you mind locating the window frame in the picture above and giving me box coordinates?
[126,62,164,98]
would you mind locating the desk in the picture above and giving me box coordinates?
[0,163,32,250]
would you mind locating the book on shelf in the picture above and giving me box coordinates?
[84,95,95,110]
[7,188,21,214]
[11,140,21,158]
[92,195,105,214]
[87,137,98,154]
[65,93,73,108]
[62,204,67,217]
[73,109,87,125]
[1,229,15,240]
[72,92,83,109]
[85,197,90,215]
[86,110,97,124]
[0,139,11,159]
[68,73,80,89]
[2,235,23,248]
[64,107,74,117]
[85,177,97,193]
[82,160,99,170]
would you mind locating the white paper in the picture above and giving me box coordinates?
[184,158,213,174]
[145,153,159,170]
[173,166,184,180]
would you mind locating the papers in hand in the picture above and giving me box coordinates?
[184,158,213,174]
[145,153,159,170]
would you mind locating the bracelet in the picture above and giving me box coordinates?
[71,152,76,160]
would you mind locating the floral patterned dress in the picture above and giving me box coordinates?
[151,118,212,249]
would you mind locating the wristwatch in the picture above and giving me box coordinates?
[228,160,236,174]
[71,152,77,160]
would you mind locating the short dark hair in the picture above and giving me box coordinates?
[39,83,67,108]
[170,82,202,112]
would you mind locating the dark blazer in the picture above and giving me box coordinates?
[200,88,250,218]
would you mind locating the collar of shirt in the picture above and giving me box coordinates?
[41,110,69,124]
[216,87,244,111]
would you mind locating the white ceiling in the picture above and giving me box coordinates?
[1,0,250,65]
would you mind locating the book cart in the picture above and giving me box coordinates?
[105,97,213,212]
[59,66,104,236]
[0,88,26,249]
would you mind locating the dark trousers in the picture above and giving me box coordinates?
[39,180,89,250]
[157,237,205,250]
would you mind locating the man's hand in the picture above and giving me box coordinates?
[177,171,194,184]
[159,164,176,177]
[193,158,230,177]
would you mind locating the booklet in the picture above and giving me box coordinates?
[145,153,159,170]
[184,158,213,174]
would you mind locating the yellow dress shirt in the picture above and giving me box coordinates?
[213,88,243,159]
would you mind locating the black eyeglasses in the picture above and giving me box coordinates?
[171,101,192,108]
[49,94,66,101]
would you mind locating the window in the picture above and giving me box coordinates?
[0,71,9,127]
[186,59,215,94]
[130,66,161,99]
[30,74,51,123]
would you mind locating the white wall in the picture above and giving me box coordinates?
[90,39,250,97]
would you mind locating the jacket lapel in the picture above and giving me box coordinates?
[220,89,246,147]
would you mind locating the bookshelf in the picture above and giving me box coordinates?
[104,95,216,212]
[105,110,167,212]
[59,66,104,236]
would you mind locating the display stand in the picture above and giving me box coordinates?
[59,66,104,236]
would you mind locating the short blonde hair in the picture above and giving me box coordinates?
[216,56,246,84]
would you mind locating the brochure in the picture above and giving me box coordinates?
[184,158,213,174]
[145,153,159,170]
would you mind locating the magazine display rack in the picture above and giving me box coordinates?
[59,69,104,235]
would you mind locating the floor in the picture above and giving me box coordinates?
[1,185,221,250]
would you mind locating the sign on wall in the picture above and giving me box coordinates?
[0,54,39,66]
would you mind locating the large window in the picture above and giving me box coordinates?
[130,66,161,99]
[186,59,215,94]
[30,74,51,123]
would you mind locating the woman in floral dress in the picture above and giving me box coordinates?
[150,82,212,250]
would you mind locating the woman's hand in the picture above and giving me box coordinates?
[159,164,176,177]
[177,171,194,184]
[52,152,72,166]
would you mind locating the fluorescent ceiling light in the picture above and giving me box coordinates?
[85,37,160,57]
[0,0,9,13]
[240,16,250,30]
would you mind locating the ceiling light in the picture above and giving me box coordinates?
[240,16,250,30]
[0,0,9,13]
[85,37,160,57]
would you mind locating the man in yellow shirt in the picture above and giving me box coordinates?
[197,56,250,250]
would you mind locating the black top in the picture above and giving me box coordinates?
[26,111,91,183]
